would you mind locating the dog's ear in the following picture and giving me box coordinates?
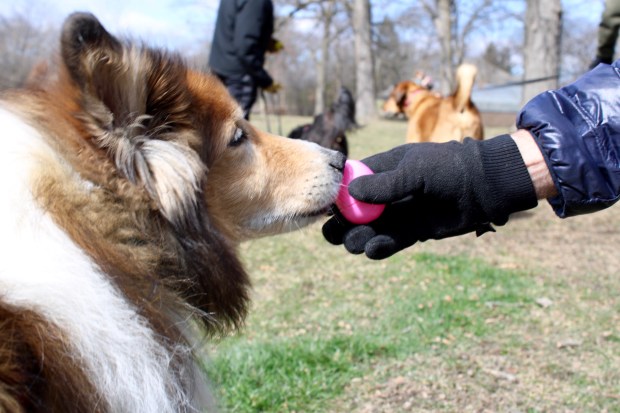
[60,13,205,233]
[60,13,137,126]
[61,12,122,91]
[58,13,251,330]
[393,82,409,108]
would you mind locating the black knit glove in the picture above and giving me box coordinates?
[323,135,538,259]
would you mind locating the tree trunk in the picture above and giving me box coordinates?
[353,0,376,122]
[522,0,562,106]
[314,6,334,115]
[434,0,454,95]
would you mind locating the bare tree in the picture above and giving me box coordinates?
[0,15,56,90]
[373,18,411,92]
[265,20,318,116]
[353,0,376,122]
[313,2,333,114]
[433,0,454,94]
[406,0,510,94]
[275,0,351,115]
[521,0,562,105]
[267,0,570,116]
[560,10,597,81]
[313,1,351,114]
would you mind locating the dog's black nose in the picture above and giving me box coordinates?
[329,151,346,172]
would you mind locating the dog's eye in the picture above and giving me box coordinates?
[230,127,247,147]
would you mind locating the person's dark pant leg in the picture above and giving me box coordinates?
[216,74,258,120]
[597,0,620,63]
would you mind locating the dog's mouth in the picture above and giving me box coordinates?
[244,199,336,235]
[300,204,333,219]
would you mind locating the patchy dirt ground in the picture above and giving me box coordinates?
[422,202,620,278]
[247,115,619,412]
[333,204,620,412]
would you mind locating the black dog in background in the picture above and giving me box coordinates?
[288,87,357,156]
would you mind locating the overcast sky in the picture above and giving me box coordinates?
[0,0,219,52]
[0,0,604,55]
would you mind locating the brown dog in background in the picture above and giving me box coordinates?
[383,64,483,143]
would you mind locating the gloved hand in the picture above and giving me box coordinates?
[263,82,282,93]
[323,135,538,259]
[267,38,284,53]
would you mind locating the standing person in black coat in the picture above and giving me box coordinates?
[209,0,281,120]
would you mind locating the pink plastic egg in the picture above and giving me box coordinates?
[336,160,385,224]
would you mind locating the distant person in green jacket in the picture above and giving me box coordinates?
[590,0,620,68]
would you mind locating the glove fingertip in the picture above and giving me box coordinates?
[322,218,346,245]
[343,225,376,255]
[348,175,385,203]
[364,235,402,260]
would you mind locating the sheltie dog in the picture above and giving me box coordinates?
[287,87,357,156]
[0,12,344,412]
[382,64,483,143]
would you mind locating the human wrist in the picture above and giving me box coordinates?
[475,135,538,223]
[510,129,558,199]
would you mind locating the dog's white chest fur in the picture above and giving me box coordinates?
[0,107,208,412]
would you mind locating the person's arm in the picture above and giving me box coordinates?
[323,62,620,259]
[510,129,557,200]
[322,134,540,259]
[517,61,620,217]
[233,0,274,88]
[322,132,558,260]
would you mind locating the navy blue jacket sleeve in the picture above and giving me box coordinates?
[516,62,620,217]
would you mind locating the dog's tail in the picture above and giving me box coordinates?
[452,64,477,113]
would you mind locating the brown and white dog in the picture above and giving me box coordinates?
[0,13,344,412]
[383,64,483,143]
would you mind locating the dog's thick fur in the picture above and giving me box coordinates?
[383,64,483,143]
[0,13,344,412]
[287,87,357,156]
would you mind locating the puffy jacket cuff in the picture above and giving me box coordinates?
[478,135,538,223]
[516,62,620,217]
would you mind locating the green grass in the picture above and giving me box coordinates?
[251,112,411,160]
[204,116,620,412]
[205,116,536,412]
[207,229,536,412]
[207,336,383,412]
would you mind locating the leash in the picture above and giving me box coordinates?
[260,89,272,133]
[273,92,282,136]
[260,89,282,135]
[476,74,560,91]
